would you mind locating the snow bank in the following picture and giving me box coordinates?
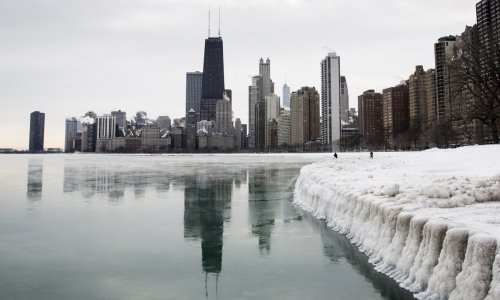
[293,145,500,299]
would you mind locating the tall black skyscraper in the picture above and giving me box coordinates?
[29,111,45,152]
[201,37,225,122]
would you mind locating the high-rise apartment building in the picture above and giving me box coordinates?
[186,71,203,120]
[65,117,79,153]
[259,58,272,97]
[111,110,127,130]
[321,52,341,149]
[248,75,262,149]
[434,36,457,122]
[265,94,280,148]
[157,116,171,132]
[215,98,233,136]
[265,94,280,121]
[29,111,45,152]
[255,100,266,149]
[409,66,427,131]
[282,83,291,108]
[277,109,291,146]
[248,58,275,150]
[266,119,278,149]
[425,69,437,127]
[340,76,349,123]
[291,87,321,145]
[96,115,116,140]
[235,118,242,150]
[383,83,410,147]
[186,109,197,150]
[141,125,160,152]
[358,90,384,148]
[201,37,225,121]
[476,0,500,69]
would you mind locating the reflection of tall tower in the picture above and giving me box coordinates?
[184,176,201,240]
[199,177,231,274]
[183,173,232,274]
[201,37,225,122]
[27,159,43,201]
[248,167,277,255]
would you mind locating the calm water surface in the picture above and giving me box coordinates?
[0,154,414,300]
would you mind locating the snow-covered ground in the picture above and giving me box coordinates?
[293,145,500,300]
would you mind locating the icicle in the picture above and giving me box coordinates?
[402,221,448,292]
[449,234,497,300]
[416,228,469,300]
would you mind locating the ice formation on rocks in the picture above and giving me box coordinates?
[294,145,500,299]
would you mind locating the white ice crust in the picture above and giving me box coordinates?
[293,145,500,299]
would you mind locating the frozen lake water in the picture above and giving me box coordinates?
[0,154,414,300]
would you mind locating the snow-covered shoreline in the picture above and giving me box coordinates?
[293,145,500,300]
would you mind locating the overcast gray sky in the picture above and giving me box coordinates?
[0,0,478,149]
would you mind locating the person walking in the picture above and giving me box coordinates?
[370,151,373,159]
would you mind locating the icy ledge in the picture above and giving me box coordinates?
[293,145,500,300]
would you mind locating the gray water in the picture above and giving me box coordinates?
[0,154,415,300]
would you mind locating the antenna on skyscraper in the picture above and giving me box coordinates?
[218,6,221,37]
[208,0,211,37]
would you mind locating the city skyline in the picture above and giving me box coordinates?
[0,0,477,149]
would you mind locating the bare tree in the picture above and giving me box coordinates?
[449,26,500,144]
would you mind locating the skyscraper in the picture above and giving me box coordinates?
[476,0,500,70]
[201,37,225,121]
[111,110,127,130]
[235,118,242,150]
[321,52,341,150]
[291,87,321,145]
[96,115,116,140]
[277,109,291,147]
[434,36,457,122]
[157,116,171,132]
[408,65,437,135]
[255,100,266,150]
[248,75,263,149]
[259,58,272,97]
[65,117,79,153]
[340,76,349,123]
[29,111,45,153]
[383,83,410,148]
[265,94,280,148]
[282,83,291,108]
[186,71,203,121]
[409,66,427,131]
[215,98,233,136]
[358,90,384,148]
[186,109,197,150]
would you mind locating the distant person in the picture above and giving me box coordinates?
[334,152,338,159]
[370,151,373,159]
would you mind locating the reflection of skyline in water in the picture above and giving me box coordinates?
[247,166,299,256]
[15,156,416,299]
[183,173,233,275]
[62,162,172,201]
[27,158,43,202]
[248,167,277,255]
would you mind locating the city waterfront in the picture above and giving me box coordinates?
[0,154,415,299]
